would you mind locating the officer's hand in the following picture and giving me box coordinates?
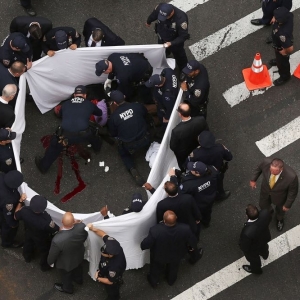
[143,182,153,190]
[95,270,99,280]
[145,23,151,28]
[20,193,27,201]
[270,17,275,24]
[168,168,176,176]
[47,50,55,57]
[164,42,171,48]
[104,79,112,90]
[162,117,169,123]
[69,44,77,50]
[100,206,108,217]
[26,59,32,70]
[181,81,188,91]
[196,220,200,224]
[249,181,256,189]
[87,223,94,230]
[282,206,290,212]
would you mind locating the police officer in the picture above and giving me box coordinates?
[146,3,189,71]
[14,195,59,271]
[145,68,178,130]
[180,60,210,119]
[83,17,125,47]
[10,16,53,61]
[0,128,17,173]
[0,32,32,69]
[95,52,153,102]
[172,161,218,227]
[0,170,26,248]
[87,225,126,300]
[187,131,233,201]
[42,26,81,57]
[35,85,103,174]
[108,90,150,186]
[269,7,293,86]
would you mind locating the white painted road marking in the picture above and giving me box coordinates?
[189,1,300,61]
[173,225,300,300]
[169,0,209,13]
[256,117,300,156]
[223,50,300,107]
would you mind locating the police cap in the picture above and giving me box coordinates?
[4,170,24,189]
[158,4,174,22]
[11,36,30,53]
[95,60,108,76]
[145,74,164,87]
[130,193,145,212]
[30,195,48,213]
[110,90,125,104]
[274,7,290,24]
[198,131,215,148]
[0,128,16,141]
[105,236,122,255]
[187,161,207,174]
[74,85,87,94]
[55,30,68,49]
[182,60,201,75]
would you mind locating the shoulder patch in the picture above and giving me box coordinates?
[181,22,188,30]
[179,184,183,190]
[194,89,201,97]
[3,59,10,66]
[165,97,170,101]
[49,220,55,228]
[279,35,286,43]
[5,158,12,165]
[6,204,13,211]
[109,271,116,278]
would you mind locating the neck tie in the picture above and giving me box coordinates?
[91,41,96,47]
[269,174,276,189]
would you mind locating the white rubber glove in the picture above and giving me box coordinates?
[104,79,112,90]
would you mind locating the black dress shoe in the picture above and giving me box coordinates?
[189,247,204,264]
[242,265,262,274]
[24,6,36,16]
[273,76,291,86]
[251,19,263,26]
[35,156,47,174]
[269,58,277,66]
[260,252,269,260]
[277,220,284,231]
[265,36,273,44]
[2,241,24,248]
[216,190,231,201]
[54,283,73,294]
[147,274,158,288]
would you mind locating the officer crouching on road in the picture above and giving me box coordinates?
[0,128,17,173]
[171,161,218,228]
[108,90,150,186]
[180,60,210,119]
[145,68,178,132]
[35,85,103,174]
[15,195,59,271]
[87,225,126,300]
[269,7,294,86]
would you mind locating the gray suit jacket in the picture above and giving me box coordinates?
[251,158,298,208]
[47,223,88,272]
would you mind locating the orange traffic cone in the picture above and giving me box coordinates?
[293,64,300,79]
[242,53,272,91]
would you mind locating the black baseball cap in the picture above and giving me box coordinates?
[158,4,173,21]
[95,60,109,76]
[186,161,207,174]
[274,7,289,23]
[145,74,164,87]
[4,170,24,189]
[30,195,48,213]
[74,85,87,94]
[130,193,145,212]
[55,30,68,49]
[182,60,201,75]
[110,90,125,104]
[11,36,30,53]
[198,131,215,148]
[0,128,16,141]
[105,236,122,255]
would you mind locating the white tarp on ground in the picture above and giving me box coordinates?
[11,45,183,278]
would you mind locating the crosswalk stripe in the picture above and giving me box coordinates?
[169,0,209,13]
[256,117,300,156]
[189,0,300,61]
[172,225,300,300]
[223,50,300,107]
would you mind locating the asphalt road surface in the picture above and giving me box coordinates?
[1,1,300,299]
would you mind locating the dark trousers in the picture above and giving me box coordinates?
[105,282,121,300]
[22,230,51,269]
[31,39,43,61]
[197,196,215,226]
[149,259,180,286]
[40,132,101,172]
[20,0,31,8]
[59,264,83,293]
[117,135,150,171]
[0,222,18,247]
[217,172,225,195]
[259,196,285,221]
[244,244,269,273]
[275,50,291,80]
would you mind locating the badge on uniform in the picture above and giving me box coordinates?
[194,89,201,97]
[6,204,13,211]
[5,158,12,165]
[109,271,116,278]
[3,59,10,66]
[165,97,170,101]
[280,35,286,43]
[171,22,176,29]
[49,220,55,228]
[181,22,188,30]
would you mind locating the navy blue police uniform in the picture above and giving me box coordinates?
[106,53,153,102]
[0,33,32,68]
[187,131,233,199]
[183,63,210,119]
[0,63,20,100]
[83,18,125,47]
[0,143,16,173]
[15,195,59,271]
[271,7,293,83]
[97,235,126,300]
[146,3,189,70]
[178,164,218,227]
[0,171,23,247]
[10,16,53,61]
[42,26,81,54]
[108,99,150,171]
[37,91,102,173]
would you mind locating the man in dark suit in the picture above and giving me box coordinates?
[141,210,202,288]
[83,17,125,47]
[10,16,53,61]
[0,84,17,128]
[250,158,298,231]
[156,180,201,239]
[239,205,271,274]
[170,102,209,171]
[47,212,88,294]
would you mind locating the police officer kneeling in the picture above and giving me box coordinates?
[108,90,150,186]
[87,225,126,300]
[35,85,103,174]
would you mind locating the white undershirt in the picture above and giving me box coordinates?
[88,35,102,47]
[182,117,191,122]
[0,97,8,104]
[269,171,282,184]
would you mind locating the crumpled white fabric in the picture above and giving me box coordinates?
[145,142,161,168]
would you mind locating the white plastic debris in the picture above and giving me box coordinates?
[99,161,105,167]
[105,166,109,172]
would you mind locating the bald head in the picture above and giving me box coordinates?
[177,103,191,118]
[2,84,17,101]
[163,210,177,226]
[10,61,26,77]
[62,212,75,228]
